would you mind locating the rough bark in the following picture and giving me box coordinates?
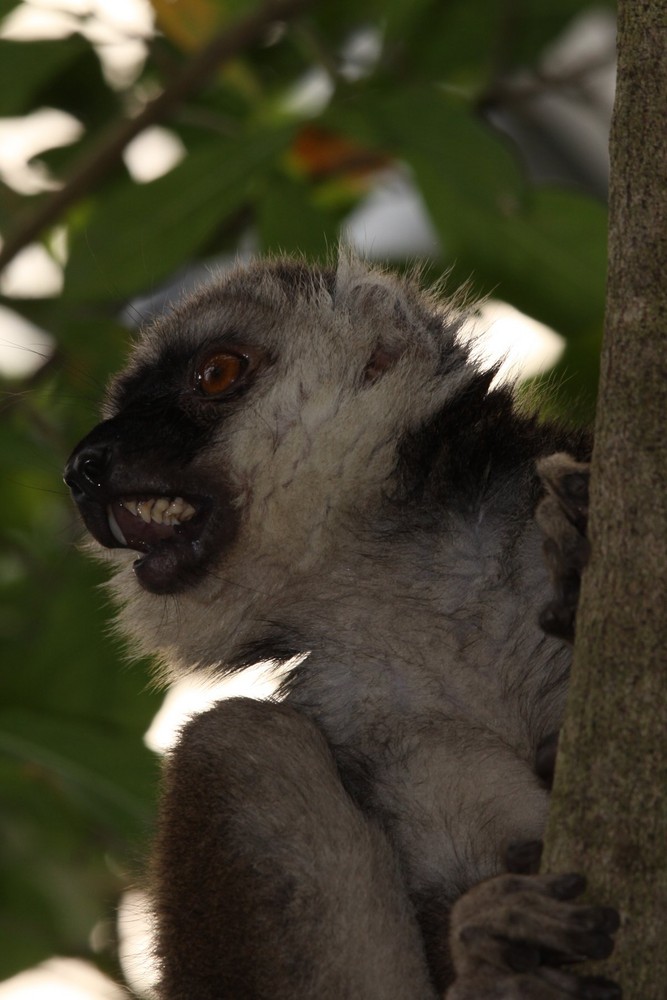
[542,2,667,997]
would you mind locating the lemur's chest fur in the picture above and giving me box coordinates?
[279,507,567,896]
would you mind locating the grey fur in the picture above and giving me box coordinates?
[65,255,612,998]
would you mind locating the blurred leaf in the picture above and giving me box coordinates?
[0,0,23,20]
[0,178,22,229]
[488,188,607,335]
[384,0,500,87]
[289,124,391,181]
[0,713,156,979]
[34,41,120,132]
[326,85,524,216]
[497,0,615,67]
[414,151,607,333]
[64,127,294,300]
[0,299,158,982]
[309,0,384,50]
[0,434,159,980]
[0,710,157,834]
[150,0,267,100]
[445,185,607,422]
[327,85,606,336]
[0,37,93,117]
[257,170,339,257]
[0,544,161,729]
[152,0,223,50]
[383,0,615,85]
[0,756,107,977]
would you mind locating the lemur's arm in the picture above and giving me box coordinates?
[154,697,619,1000]
[152,698,440,1000]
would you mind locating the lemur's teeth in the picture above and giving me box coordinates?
[152,498,170,523]
[119,496,197,527]
[138,500,155,524]
[108,506,127,546]
[167,498,196,522]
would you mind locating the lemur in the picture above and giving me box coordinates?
[65,256,619,1000]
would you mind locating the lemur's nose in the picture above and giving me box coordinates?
[64,441,112,502]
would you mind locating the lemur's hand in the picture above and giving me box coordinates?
[536,453,591,644]
[446,842,621,1000]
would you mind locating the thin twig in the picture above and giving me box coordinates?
[0,0,311,277]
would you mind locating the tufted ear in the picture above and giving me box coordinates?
[336,252,429,349]
[363,344,403,384]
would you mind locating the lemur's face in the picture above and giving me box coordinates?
[65,262,351,597]
[64,331,267,595]
[63,258,469,668]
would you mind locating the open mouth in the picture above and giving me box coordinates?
[80,492,213,594]
[107,495,199,550]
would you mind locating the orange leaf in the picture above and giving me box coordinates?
[150,0,223,51]
[289,125,391,181]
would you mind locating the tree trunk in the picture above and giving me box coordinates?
[541,2,667,996]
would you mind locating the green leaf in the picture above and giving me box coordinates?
[498,0,615,67]
[330,86,606,332]
[383,0,500,87]
[326,85,524,218]
[382,0,614,86]
[0,36,94,116]
[423,179,606,338]
[0,0,21,17]
[257,171,339,258]
[0,713,156,979]
[325,84,605,413]
[0,332,160,979]
[0,710,157,834]
[0,756,102,978]
[490,187,607,335]
[0,545,161,730]
[64,127,294,301]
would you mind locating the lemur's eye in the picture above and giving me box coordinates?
[195,352,247,396]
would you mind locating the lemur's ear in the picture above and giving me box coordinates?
[338,262,425,385]
[363,344,403,384]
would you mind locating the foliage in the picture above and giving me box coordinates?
[0,0,610,990]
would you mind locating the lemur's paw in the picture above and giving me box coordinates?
[446,870,621,1000]
[536,453,591,644]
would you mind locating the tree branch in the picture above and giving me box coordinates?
[0,0,311,276]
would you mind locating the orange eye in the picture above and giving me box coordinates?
[196,352,246,396]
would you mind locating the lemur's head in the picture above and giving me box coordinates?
[64,255,472,669]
